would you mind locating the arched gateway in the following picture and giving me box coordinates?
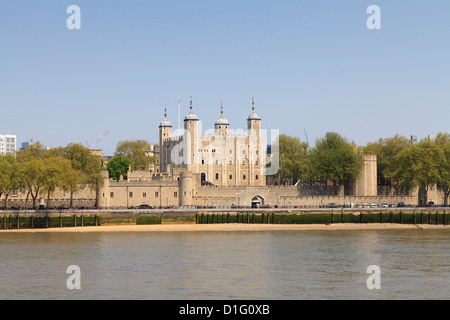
[251,195,265,208]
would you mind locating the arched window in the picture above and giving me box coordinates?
[201,159,205,165]
[215,173,219,180]
[215,159,219,165]
[255,175,259,180]
[229,175,232,180]
[243,175,246,180]
[229,160,233,165]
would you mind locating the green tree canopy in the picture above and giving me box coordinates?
[115,140,155,171]
[364,134,411,183]
[395,139,447,206]
[59,143,104,208]
[310,132,364,195]
[269,134,310,185]
[0,154,20,208]
[107,156,133,181]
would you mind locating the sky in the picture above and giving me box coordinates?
[1,0,449,155]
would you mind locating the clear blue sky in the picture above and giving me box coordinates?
[1,0,449,155]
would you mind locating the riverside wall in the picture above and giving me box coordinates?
[1,208,449,230]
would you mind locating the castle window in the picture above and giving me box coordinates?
[155,191,159,197]
[215,173,219,180]
[256,175,259,180]
[110,192,114,198]
[243,175,246,180]
[243,150,245,154]
[255,160,258,165]
[229,149,232,154]
[229,160,232,165]
[242,160,245,165]
[143,192,147,197]
[129,192,133,198]
[215,159,219,165]
[201,159,205,165]
[229,175,232,180]
[174,192,177,197]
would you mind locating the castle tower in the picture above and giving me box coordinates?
[179,171,194,207]
[215,102,230,136]
[159,105,172,173]
[184,97,199,171]
[247,97,263,186]
[247,97,261,132]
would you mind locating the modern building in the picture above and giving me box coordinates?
[0,134,16,155]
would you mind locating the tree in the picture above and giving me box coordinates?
[395,139,447,206]
[115,140,155,171]
[42,156,72,209]
[310,132,364,195]
[0,154,20,209]
[15,142,49,209]
[440,142,450,206]
[364,134,411,194]
[59,143,104,208]
[268,134,310,185]
[107,156,133,181]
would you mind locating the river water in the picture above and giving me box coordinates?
[0,229,449,300]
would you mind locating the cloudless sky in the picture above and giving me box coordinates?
[1,0,449,155]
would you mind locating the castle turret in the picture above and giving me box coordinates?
[159,105,172,173]
[247,97,261,132]
[215,102,230,135]
[179,171,194,207]
[184,97,199,171]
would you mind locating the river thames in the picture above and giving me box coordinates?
[1,229,449,299]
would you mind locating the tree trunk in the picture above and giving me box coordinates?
[47,192,51,209]
[444,188,450,207]
[25,191,30,210]
[3,194,8,210]
[70,192,74,209]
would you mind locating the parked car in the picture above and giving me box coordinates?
[388,204,397,208]
[397,202,406,207]
[327,203,338,208]
[138,204,153,209]
[370,203,378,208]
[380,203,388,208]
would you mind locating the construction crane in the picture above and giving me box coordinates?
[85,130,109,149]
[304,129,310,146]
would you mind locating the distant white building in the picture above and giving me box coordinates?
[0,134,17,155]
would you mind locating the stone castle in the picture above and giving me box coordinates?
[2,98,438,209]
[94,98,392,209]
